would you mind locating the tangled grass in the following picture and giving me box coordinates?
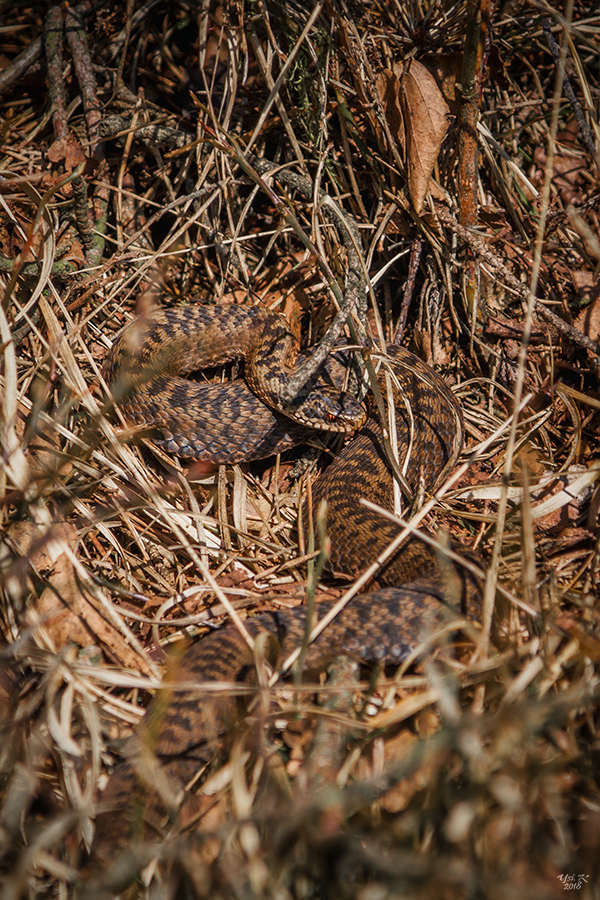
[1,1,599,897]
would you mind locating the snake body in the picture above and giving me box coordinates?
[103,304,365,463]
[94,303,480,865]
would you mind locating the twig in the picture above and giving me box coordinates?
[98,114,189,150]
[532,298,600,358]
[543,18,596,157]
[65,5,102,154]
[0,38,42,96]
[44,6,97,260]
[44,7,68,142]
[64,5,109,267]
[457,0,486,317]
[0,0,96,96]
[394,237,422,344]
[45,7,97,260]
[435,206,600,360]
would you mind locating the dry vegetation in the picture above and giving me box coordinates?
[1,0,600,897]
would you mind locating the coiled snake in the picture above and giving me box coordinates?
[94,303,480,864]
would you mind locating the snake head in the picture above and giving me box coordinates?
[288,386,366,432]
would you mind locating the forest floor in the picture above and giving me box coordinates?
[1,1,599,898]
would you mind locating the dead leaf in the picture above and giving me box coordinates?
[380,730,444,813]
[47,134,87,170]
[36,552,97,650]
[377,60,451,214]
[533,146,586,206]
[422,52,463,113]
[3,520,154,674]
[557,115,583,149]
[55,237,87,267]
[376,64,404,146]
[575,293,600,343]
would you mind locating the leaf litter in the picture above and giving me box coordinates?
[0,1,599,898]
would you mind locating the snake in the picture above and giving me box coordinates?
[92,302,481,869]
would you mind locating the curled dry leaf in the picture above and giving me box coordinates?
[46,134,87,170]
[1,520,154,673]
[377,60,451,214]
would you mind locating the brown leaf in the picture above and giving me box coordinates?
[7,521,154,674]
[35,552,155,674]
[376,64,405,147]
[36,552,98,649]
[401,61,451,213]
[572,270,600,299]
[47,134,87,170]
[377,61,451,214]
[532,146,586,206]
[422,52,463,113]
[380,731,444,813]
[57,238,86,266]
[575,293,600,343]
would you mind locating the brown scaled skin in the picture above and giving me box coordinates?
[92,304,482,874]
